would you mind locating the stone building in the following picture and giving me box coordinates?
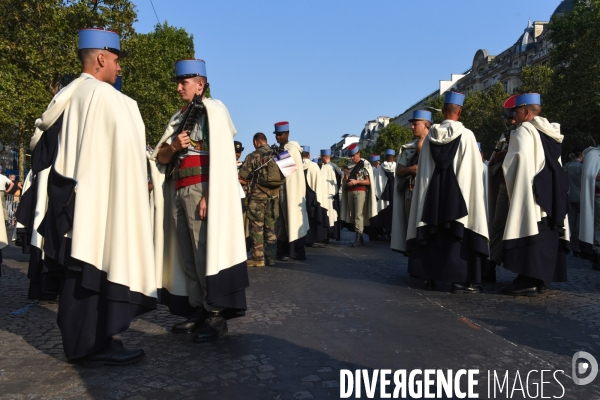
[392,0,573,127]
[358,116,390,149]
[330,134,360,159]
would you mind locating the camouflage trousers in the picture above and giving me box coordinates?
[247,196,279,263]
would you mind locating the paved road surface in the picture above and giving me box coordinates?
[1,229,600,399]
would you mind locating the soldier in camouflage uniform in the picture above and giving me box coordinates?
[238,132,280,267]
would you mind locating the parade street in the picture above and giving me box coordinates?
[1,229,600,400]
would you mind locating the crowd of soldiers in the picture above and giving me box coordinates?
[237,90,600,300]
[8,27,600,368]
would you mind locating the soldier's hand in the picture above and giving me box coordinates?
[348,179,356,187]
[410,164,418,175]
[171,131,191,152]
[495,150,508,162]
[198,196,208,220]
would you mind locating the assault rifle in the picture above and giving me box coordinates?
[168,83,210,177]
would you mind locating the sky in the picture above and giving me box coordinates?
[131,0,563,154]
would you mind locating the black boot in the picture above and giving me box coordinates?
[481,260,497,283]
[593,253,600,271]
[502,275,538,297]
[423,279,436,290]
[359,233,365,246]
[193,312,228,343]
[350,232,362,247]
[79,339,145,368]
[171,307,209,333]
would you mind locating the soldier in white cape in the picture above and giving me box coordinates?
[340,143,377,247]
[500,93,570,296]
[273,122,310,260]
[405,92,489,293]
[578,146,600,270]
[301,146,330,246]
[150,59,248,343]
[391,110,431,254]
[319,149,342,241]
[17,29,155,366]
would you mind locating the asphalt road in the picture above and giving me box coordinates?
[1,229,600,399]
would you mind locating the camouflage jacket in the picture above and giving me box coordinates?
[238,144,279,199]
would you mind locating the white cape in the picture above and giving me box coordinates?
[283,141,309,241]
[149,99,247,299]
[391,139,419,252]
[303,159,329,213]
[406,120,488,248]
[579,146,600,250]
[372,165,388,213]
[30,73,157,298]
[320,163,340,227]
[502,117,569,242]
[340,159,378,225]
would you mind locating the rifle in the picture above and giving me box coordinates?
[168,83,210,177]
[348,160,365,181]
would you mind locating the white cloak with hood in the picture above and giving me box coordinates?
[502,117,570,242]
[578,146,600,254]
[320,163,340,227]
[28,73,157,299]
[303,159,329,211]
[391,139,419,253]
[282,141,309,241]
[406,120,488,247]
[149,99,248,310]
[372,165,387,212]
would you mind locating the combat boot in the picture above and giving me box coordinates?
[247,258,265,267]
[350,232,362,247]
[593,253,600,271]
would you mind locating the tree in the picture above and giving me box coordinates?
[519,65,554,98]
[121,22,195,145]
[547,0,600,147]
[0,0,138,178]
[372,123,414,156]
[426,84,510,158]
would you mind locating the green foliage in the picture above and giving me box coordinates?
[425,84,510,158]
[0,2,197,176]
[371,123,414,156]
[121,22,195,145]
[0,0,139,176]
[547,0,600,148]
[460,83,510,157]
[519,65,553,97]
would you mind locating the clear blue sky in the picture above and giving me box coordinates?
[132,0,562,153]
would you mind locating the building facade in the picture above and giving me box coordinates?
[358,116,390,149]
[392,0,573,128]
[330,134,360,159]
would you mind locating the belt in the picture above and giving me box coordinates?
[173,166,209,180]
[348,186,367,192]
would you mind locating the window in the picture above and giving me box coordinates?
[503,81,509,93]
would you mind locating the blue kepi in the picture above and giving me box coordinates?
[171,59,207,82]
[409,110,432,123]
[274,122,289,134]
[78,28,127,57]
[514,93,541,108]
[444,91,465,107]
